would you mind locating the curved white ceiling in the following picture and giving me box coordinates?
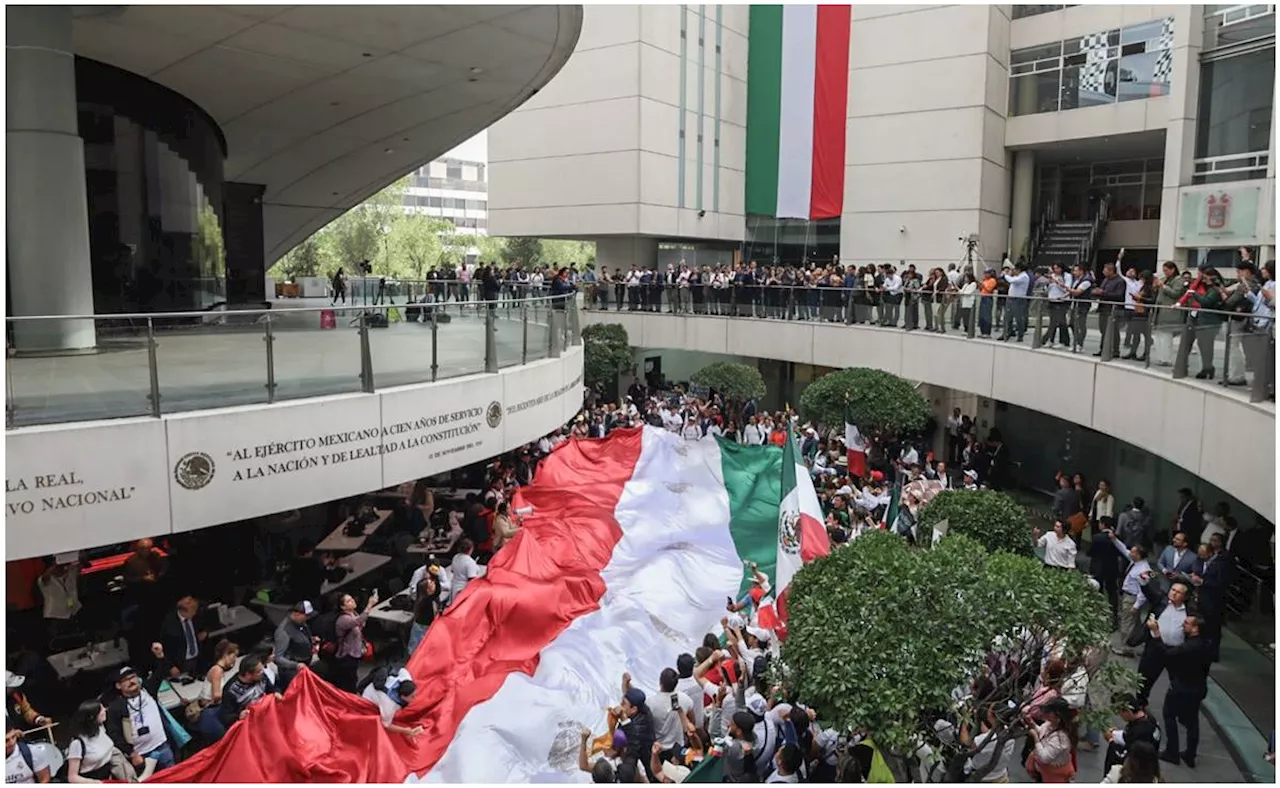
[71,5,581,263]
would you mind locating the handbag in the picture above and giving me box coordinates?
[1067,512,1088,536]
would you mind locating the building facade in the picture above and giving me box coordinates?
[402,154,490,235]
[488,4,1276,275]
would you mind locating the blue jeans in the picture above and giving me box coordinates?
[143,742,176,771]
[408,622,428,656]
[978,296,994,336]
[195,706,226,743]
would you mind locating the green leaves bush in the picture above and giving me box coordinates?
[918,489,1032,557]
[783,531,1113,755]
[582,323,632,392]
[798,367,929,434]
[690,362,766,402]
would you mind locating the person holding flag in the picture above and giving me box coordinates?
[754,428,832,639]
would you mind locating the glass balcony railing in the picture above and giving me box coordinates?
[6,290,581,429]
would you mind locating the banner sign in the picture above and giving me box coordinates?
[1177,184,1262,247]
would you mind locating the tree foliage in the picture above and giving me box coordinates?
[691,362,766,402]
[583,323,632,393]
[783,531,1130,775]
[268,178,597,282]
[918,489,1033,557]
[799,367,929,434]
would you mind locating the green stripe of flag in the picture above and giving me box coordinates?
[717,437,783,598]
[745,4,782,217]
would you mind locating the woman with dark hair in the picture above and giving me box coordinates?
[1103,740,1162,783]
[1025,697,1078,783]
[194,639,240,742]
[408,576,440,656]
[65,700,115,783]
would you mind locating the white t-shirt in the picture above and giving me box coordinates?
[68,729,114,775]
[675,676,708,731]
[967,730,1016,782]
[122,690,167,756]
[5,742,49,783]
[652,689,695,749]
[1037,532,1078,570]
[449,553,483,600]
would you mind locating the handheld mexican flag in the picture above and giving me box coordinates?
[756,428,831,634]
[845,406,868,479]
[746,4,851,220]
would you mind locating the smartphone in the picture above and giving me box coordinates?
[671,694,681,711]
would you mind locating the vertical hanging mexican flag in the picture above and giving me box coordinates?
[745,4,852,220]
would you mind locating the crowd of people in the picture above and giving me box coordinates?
[4,370,1264,783]
[576,249,1273,390]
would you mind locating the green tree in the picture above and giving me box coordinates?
[583,323,633,398]
[390,213,449,279]
[501,236,543,267]
[193,203,226,279]
[272,233,327,281]
[690,361,766,402]
[783,531,1134,781]
[541,238,597,269]
[799,367,929,434]
[918,489,1033,557]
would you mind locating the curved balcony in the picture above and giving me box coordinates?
[581,287,1275,522]
[5,295,585,560]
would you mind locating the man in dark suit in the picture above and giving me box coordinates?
[1134,579,1191,701]
[1191,536,1232,662]
[153,596,206,678]
[1173,488,1201,544]
[1148,614,1211,768]
[1157,531,1198,578]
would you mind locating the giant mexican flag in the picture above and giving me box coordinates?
[153,427,827,783]
[745,4,852,220]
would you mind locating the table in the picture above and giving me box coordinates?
[47,640,129,680]
[207,605,264,639]
[407,522,462,556]
[321,551,391,596]
[368,589,414,626]
[316,509,392,553]
[157,655,245,710]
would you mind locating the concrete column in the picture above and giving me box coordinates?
[594,235,658,273]
[6,6,96,352]
[1157,7,1206,266]
[224,182,267,306]
[1010,150,1036,263]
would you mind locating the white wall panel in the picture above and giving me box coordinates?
[846,55,990,117]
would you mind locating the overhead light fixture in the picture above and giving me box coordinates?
[362,52,373,58]
[384,148,394,154]
[470,67,484,75]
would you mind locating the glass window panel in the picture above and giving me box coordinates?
[1106,184,1144,220]
[1142,179,1163,220]
[1009,70,1063,116]
[1060,62,1117,109]
[1116,50,1172,101]
[1195,48,1276,159]
[1011,43,1063,66]
[1121,19,1166,45]
[1012,5,1064,19]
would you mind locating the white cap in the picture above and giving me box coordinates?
[661,762,691,783]
[6,671,25,688]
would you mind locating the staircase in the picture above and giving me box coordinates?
[1031,195,1112,273]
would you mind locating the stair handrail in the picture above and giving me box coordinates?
[1021,197,1057,264]
[1079,194,1111,271]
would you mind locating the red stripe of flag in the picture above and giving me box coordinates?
[808,4,851,221]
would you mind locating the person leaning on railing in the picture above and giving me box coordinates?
[1151,262,1188,367]
[1177,267,1227,380]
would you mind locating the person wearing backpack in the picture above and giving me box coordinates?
[358,664,423,738]
[64,699,136,783]
[5,722,50,783]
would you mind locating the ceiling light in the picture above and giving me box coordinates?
[362,52,373,58]
[470,67,484,75]
[384,148,394,154]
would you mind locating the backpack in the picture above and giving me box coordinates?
[16,739,35,776]
[356,662,404,697]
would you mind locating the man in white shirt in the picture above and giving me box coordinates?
[674,654,707,732]
[651,668,696,754]
[1041,264,1074,348]
[1033,521,1078,570]
[448,539,484,605]
[881,266,904,327]
[5,724,50,784]
[360,666,424,737]
[1000,262,1031,341]
[742,417,765,446]
[1105,536,1153,656]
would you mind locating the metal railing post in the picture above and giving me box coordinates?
[845,288,855,325]
[430,310,439,382]
[146,317,162,417]
[358,318,375,392]
[5,340,15,429]
[263,319,277,404]
[484,305,499,373]
[1099,309,1118,362]
[1030,299,1046,349]
[521,302,529,364]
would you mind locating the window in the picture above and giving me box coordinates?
[1011,19,1174,116]
[1204,5,1276,51]
[1195,47,1275,165]
[446,163,463,180]
[1013,5,1067,19]
[464,199,486,212]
